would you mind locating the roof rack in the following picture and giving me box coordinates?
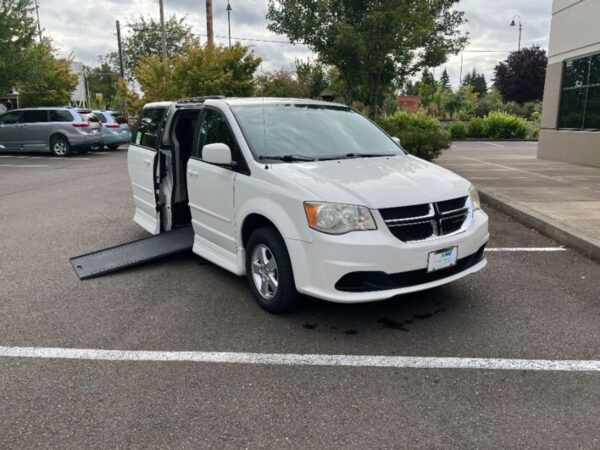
[176,95,226,104]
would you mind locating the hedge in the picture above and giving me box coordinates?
[377,111,450,161]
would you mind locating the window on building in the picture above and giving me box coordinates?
[558,52,600,130]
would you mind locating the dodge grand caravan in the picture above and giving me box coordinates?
[128,97,488,313]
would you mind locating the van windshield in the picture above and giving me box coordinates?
[231,104,404,161]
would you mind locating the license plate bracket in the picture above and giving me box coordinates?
[427,246,458,273]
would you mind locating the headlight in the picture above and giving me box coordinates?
[469,184,481,211]
[304,202,377,234]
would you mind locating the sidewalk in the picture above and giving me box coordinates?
[437,141,600,262]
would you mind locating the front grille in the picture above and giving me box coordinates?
[380,196,470,242]
[380,203,431,221]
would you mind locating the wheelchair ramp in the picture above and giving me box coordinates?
[70,226,194,280]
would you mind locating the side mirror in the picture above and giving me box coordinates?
[392,136,401,146]
[202,143,233,166]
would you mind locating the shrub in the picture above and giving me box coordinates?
[377,111,450,161]
[468,117,487,138]
[483,112,528,139]
[448,121,468,139]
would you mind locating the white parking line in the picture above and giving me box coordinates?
[0,347,599,372]
[486,247,566,252]
[481,141,505,148]
[0,156,91,161]
[0,164,48,168]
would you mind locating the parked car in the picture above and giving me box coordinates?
[128,97,489,313]
[91,110,132,150]
[0,107,102,156]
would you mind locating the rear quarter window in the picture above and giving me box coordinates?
[50,110,74,122]
[135,108,167,149]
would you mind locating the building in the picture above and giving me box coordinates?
[398,95,420,113]
[70,61,87,108]
[539,0,600,167]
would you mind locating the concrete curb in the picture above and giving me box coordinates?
[479,189,600,264]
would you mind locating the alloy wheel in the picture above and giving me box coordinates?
[251,244,279,299]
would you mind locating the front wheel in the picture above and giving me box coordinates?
[50,136,70,157]
[245,227,302,314]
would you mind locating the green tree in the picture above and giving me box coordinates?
[462,68,487,97]
[295,59,328,99]
[85,63,119,109]
[254,70,306,97]
[267,0,468,117]
[135,42,261,103]
[440,69,451,91]
[106,15,193,81]
[442,84,478,120]
[18,40,78,107]
[0,0,37,94]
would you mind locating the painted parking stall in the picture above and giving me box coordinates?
[1,148,600,447]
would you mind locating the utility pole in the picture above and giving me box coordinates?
[116,20,127,117]
[34,0,43,43]
[206,0,214,46]
[226,0,232,48]
[116,21,125,79]
[159,0,167,60]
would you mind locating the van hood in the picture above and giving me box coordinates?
[270,155,471,209]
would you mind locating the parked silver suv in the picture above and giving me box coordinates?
[0,107,102,156]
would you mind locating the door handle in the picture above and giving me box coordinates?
[143,158,152,165]
[188,170,199,177]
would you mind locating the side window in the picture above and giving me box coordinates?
[135,108,166,149]
[50,110,74,122]
[24,110,49,123]
[195,109,240,162]
[0,111,21,124]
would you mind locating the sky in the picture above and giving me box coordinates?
[38,0,553,89]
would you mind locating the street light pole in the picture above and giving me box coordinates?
[159,0,167,60]
[510,15,522,51]
[226,0,232,48]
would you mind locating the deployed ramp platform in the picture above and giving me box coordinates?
[70,226,194,280]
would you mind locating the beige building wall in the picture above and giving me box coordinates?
[538,0,600,167]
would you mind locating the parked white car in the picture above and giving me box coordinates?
[128,97,488,313]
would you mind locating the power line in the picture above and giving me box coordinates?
[196,33,307,45]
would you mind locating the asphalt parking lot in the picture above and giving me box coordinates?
[1,147,600,448]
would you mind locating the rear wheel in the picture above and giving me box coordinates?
[245,227,302,314]
[90,144,103,151]
[50,136,70,157]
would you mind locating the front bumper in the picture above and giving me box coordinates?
[287,209,489,303]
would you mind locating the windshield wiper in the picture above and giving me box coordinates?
[344,153,396,158]
[259,154,316,162]
[319,153,396,161]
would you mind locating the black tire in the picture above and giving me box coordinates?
[90,144,103,151]
[50,135,70,157]
[108,144,120,150]
[245,226,302,314]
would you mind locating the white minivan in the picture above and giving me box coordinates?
[128,97,488,313]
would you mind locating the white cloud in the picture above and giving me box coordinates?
[37,0,552,88]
